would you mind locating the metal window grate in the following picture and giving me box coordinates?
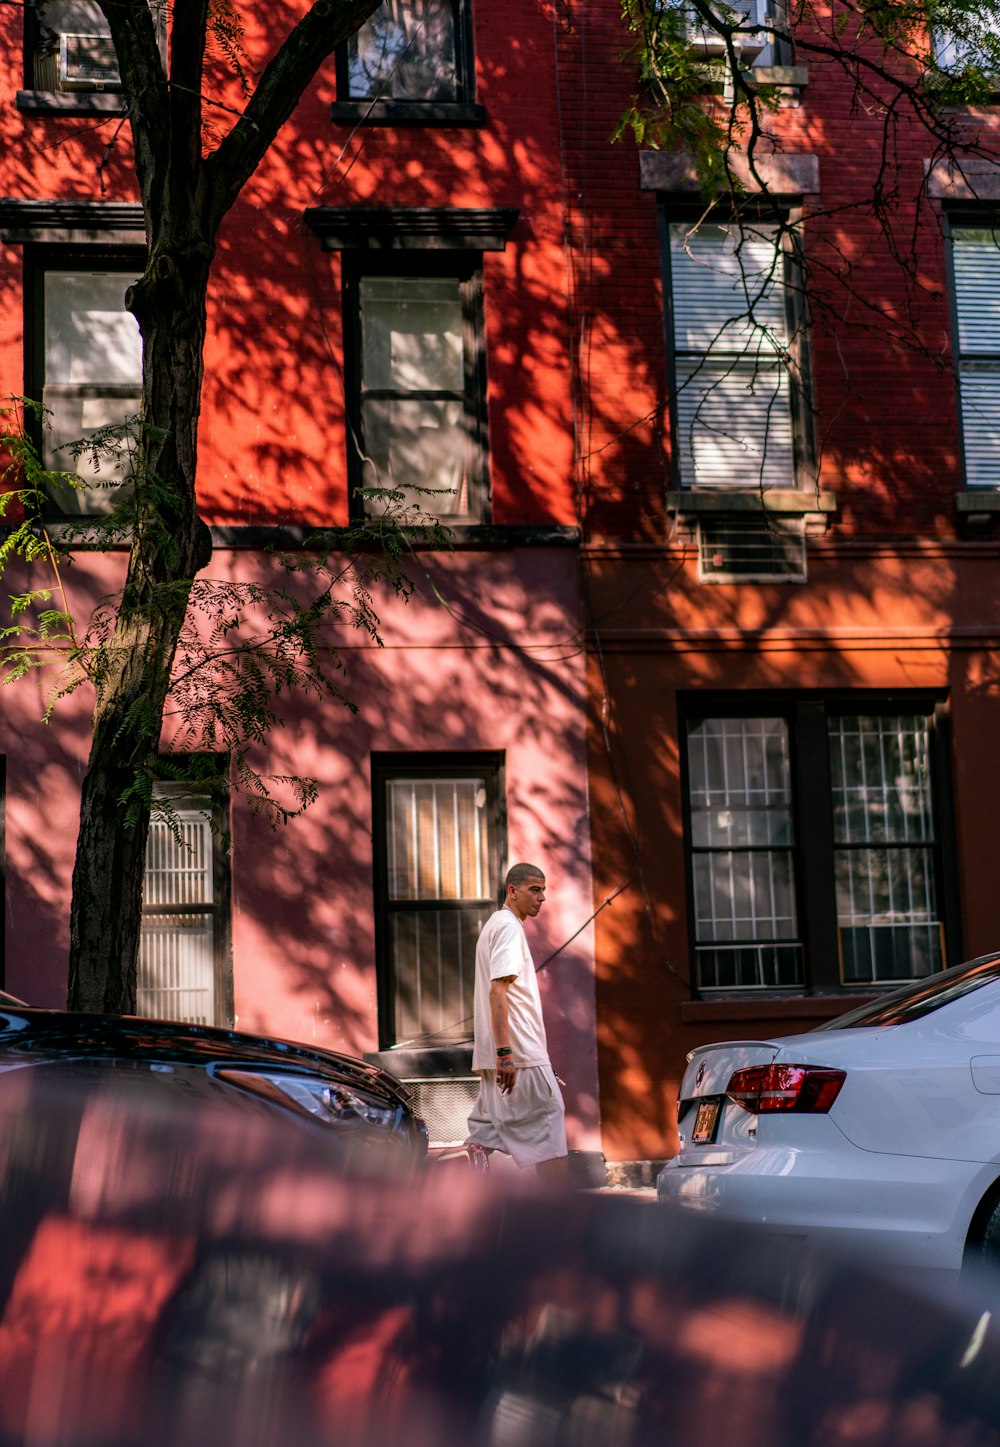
[403,1076,480,1146]
[139,804,216,1024]
[697,517,806,582]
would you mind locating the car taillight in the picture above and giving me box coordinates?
[726,1063,845,1114]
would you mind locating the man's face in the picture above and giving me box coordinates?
[510,876,546,918]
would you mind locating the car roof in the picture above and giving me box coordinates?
[816,949,1000,1030]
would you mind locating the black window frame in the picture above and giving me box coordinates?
[343,250,490,525]
[24,242,146,520]
[659,203,816,494]
[371,752,506,1051]
[331,0,485,128]
[679,691,961,998]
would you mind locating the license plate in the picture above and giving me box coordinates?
[691,1098,721,1145]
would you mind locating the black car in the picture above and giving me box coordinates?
[0,989,428,1158]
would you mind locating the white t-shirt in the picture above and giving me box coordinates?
[472,908,550,1071]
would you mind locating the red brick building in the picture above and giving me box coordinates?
[580,8,1000,1165]
[1,1,999,1177]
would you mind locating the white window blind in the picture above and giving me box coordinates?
[670,222,796,489]
[139,803,216,1025]
[951,228,1000,488]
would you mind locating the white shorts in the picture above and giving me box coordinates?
[464,1062,567,1169]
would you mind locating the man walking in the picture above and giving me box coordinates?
[464,862,568,1183]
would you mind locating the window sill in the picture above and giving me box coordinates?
[208,523,580,550]
[329,100,486,128]
[667,488,836,516]
[681,994,875,1025]
[17,89,125,115]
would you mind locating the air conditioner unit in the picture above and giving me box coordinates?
[697,516,807,583]
[59,33,121,90]
[685,1,767,62]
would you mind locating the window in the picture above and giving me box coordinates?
[949,225,1000,489]
[337,0,476,110]
[933,2,1000,75]
[28,252,143,515]
[682,0,790,71]
[683,700,957,994]
[345,257,488,522]
[372,756,504,1049]
[665,219,810,490]
[24,1,165,95]
[138,779,231,1027]
[27,1,118,92]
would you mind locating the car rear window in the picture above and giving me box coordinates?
[817,951,1000,1029]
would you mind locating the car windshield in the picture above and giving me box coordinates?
[816,951,1000,1029]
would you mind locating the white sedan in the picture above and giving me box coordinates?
[657,950,1000,1278]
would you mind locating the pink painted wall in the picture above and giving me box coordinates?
[2,546,601,1154]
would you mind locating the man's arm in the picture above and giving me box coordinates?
[489,976,517,1094]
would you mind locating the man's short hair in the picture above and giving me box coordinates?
[505,863,545,890]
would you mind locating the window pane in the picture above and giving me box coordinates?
[139,803,216,1025]
[696,943,803,990]
[670,223,796,490]
[361,277,464,391]
[688,717,794,847]
[692,848,798,943]
[670,223,788,350]
[361,397,470,515]
[387,777,491,901]
[138,914,215,1025]
[829,716,933,844]
[957,362,1000,488]
[951,230,1000,353]
[392,906,487,1042]
[42,271,142,511]
[33,1,113,89]
[934,7,1000,72]
[688,716,801,991]
[382,766,498,1046]
[675,357,795,488]
[42,386,142,511]
[347,0,458,101]
[840,923,942,985]
[831,715,941,984]
[951,231,1000,487]
[45,272,142,385]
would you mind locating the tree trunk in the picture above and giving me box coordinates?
[67,245,213,1013]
